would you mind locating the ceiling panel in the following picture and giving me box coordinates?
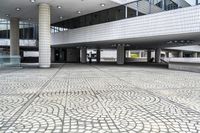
[0,0,119,23]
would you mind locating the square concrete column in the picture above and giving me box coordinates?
[178,51,183,57]
[96,49,101,63]
[10,17,19,56]
[51,48,55,63]
[80,47,87,63]
[147,50,152,62]
[117,45,125,65]
[155,48,161,63]
[193,52,198,58]
[166,51,170,58]
[39,3,51,68]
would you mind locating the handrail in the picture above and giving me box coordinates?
[0,56,21,67]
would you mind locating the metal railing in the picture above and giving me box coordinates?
[0,56,21,68]
[0,39,37,47]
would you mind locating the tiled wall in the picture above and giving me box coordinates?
[52,5,200,46]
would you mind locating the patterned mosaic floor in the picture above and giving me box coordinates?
[0,64,200,133]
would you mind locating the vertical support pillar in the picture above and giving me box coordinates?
[155,48,161,63]
[80,47,87,63]
[39,3,51,68]
[139,51,142,58]
[125,5,128,18]
[117,45,125,65]
[136,1,139,16]
[166,51,170,58]
[128,51,131,58]
[51,48,55,63]
[193,52,198,58]
[10,17,19,56]
[96,49,101,63]
[196,0,198,5]
[178,51,183,58]
[147,50,152,62]
[126,50,131,58]
[162,0,166,10]
[177,0,181,8]
[148,0,151,14]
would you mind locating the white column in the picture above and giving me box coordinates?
[10,17,19,56]
[139,51,142,58]
[117,45,125,65]
[162,0,166,10]
[178,51,183,57]
[136,1,139,16]
[193,52,198,58]
[80,47,87,63]
[125,5,128,18]
[148,0,151,14]
[39,3,51,68]
[128,51,131,58]
[155,48,161,63]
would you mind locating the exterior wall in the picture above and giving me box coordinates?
[52,5,200,46]
[169,62,200,73]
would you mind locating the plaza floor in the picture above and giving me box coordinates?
[0,63,200,133]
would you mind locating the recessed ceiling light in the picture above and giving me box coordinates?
[77,11,81,14]
[59,16,63,20]
[16,7,21,11]
[57,5,62,9]
[30,0,36,3]
[5,14,10,17]
[100,3,106,7]
[28,18,32,21]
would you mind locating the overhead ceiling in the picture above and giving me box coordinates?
[0,0,119,23]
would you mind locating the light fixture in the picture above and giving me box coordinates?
[57,5,62,9]
[30,0,36,3]
[77,11,81,14]
[100,3,106,7]
[28,18,32,21]
[167,40,194,44]
[5,14,10,17]
[16,7,21,11]
[59,16,63,20]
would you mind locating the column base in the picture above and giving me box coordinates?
[39,64,51,68]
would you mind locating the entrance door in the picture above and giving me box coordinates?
[55,49,60,62]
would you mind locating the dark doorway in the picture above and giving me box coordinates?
[55,49,60,62]
[54,48,66,63]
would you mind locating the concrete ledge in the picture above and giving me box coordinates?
[168,62,200,73]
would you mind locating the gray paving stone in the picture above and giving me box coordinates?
[0,64,200,132]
